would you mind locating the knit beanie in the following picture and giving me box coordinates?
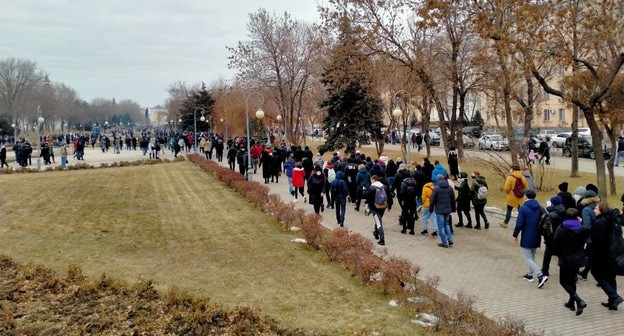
[558,182,569,192]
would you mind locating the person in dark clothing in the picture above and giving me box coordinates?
[422,158,434,183]
[399,173,417,235]
[354,164,371,211]
[415,133,423,152]
[331,171,349,226]
[455,172,472,228]
[365,175,393,246]
[259,150,273,184]
[430,174,456,247]
[538,138,551,165]
[302,157,314,185]
[344,159,359,204]
[271,151,281,183]
[448,147,459,180]
[385,160,398,189]
[552,208,589,315]
[236,147,248,176]
[591,202,624,310]
[413,164,427,211]
[557,182,576,210]
[215,137,224,162]
[227,146,237,171]
[541,196,566,277]
[470,171,489,229]
[307,166,326,214]
[578,189,600,280]
[0,145,7,168]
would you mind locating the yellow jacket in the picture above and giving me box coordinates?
[503,170,528,208]
[422,182,435,208]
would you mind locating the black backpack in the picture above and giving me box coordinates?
[609,208,624,275]
[400,177,416,197]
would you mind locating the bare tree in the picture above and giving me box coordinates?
[228,9,320,146]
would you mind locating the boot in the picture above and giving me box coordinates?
[377,239,385,246]
[474,225,481,230]
[574,295,587,316]
[485,222,490,229]
[464,223,473,229]
[564,299,575,311]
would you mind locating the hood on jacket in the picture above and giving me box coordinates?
[436,174,449,188]
[581,196,600,206]
[511,170,524,178]
[523,198,541,211]
[475,175,486,185]
[522,170,533,179]
[336,171,345,180]
[424,181,434,189]
[371,181,384,188]
[561,218,583,232]
[546,203,566,215]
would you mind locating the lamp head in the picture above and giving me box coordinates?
[37,116,45,124]
[392,107,403,118]
[256,108,265,119]
[200,116,206,122]
[276,114,282,121]
[178,118,182,123]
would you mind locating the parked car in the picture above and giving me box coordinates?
[551,132,572,148]
[462,126,482,138]
[577,128,591,136]
[562,135,611,160]
[427,131,440,146]
[478,134,509,151]
[536,129,557,140]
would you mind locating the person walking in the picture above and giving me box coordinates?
[513,189,549,288]
[399,173,418,235]
[421,178,437,236]
[470,171,489,229]
[355,163,371,211]
[227,145,237,171]
[365,175,392,246]
[431,160,448,186]
[430,174,456,248]
[500,165,528,228]
[455,172,472,228]
[0,145,8,168]
[616,136,624,167]
[292,161,306,202]
[578,189,600,280]
[591,202,624,310]
[552,208,588,315]
[307,166,326,214]
[59,143,68,169]
[447,147,459,181]
[283,156,296,196]
[541,196,566,278]
[331,171,349,227]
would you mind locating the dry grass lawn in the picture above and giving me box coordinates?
[0,162,421,335]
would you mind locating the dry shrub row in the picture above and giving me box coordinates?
[0,255,320,336]
[188,154,540,336]
[0,156,186,174]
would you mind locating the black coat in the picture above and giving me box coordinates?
[455,179,471,211]
[553,219,587,268]
[260,152,273,178]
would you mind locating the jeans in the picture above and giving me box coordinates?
[61,156,67,168]
[541,241,553,276]
[473,203,488,227]
[287,176,294,194]
[422,208,438,232]
[592,266,620,301]
[560,265,580,303]
[616,151,624,166]
[521,247,542,276]
[504,205,517,224]
[435,213,452,245]
[415,196,422,208]
[335,199,346,225]
[387,176,395,190]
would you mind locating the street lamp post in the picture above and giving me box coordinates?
[245,93,265,181]
[36,106,45,170]
[193,107,205,152]
[11,123,16,144]
[393,90,412,165]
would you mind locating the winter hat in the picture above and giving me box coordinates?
[583,190,597,199]
[459,172,468,178]
[436,174,445,183]
[586,183,598,194]
[550,196,563,206]
[398,163,408,171]
[525,189,536,199]
[574,186,586,196]
[558,182,569,192]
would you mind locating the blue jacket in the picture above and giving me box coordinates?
[513,199,543,248]
[431,163,448,186]
[284,160,295,177]
[331,171,349,202]
[429,174,456,215]
[355,167,371,191]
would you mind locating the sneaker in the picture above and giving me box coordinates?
[420,230,428,236]
[431,231,438,237]
[437,243,448,248]
[373,231,379,240]
[537,275,549,288]
[464,224,473,229]
[293,198,298,203]
[377,240,385,246]
[522,274,534,282]
[409,231,415,235]
[448,240,454,246]
[499,222,508,228]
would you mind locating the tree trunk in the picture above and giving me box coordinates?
[584,110,607,198]
[495,44,520,167]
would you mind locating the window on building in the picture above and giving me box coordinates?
[559,108,565,121]
[544,109,552,121]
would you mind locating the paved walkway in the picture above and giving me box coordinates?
[9,144,624,335]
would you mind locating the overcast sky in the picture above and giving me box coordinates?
[1,0,323,108]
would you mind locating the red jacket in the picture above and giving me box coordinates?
[292,167,305,187]
[251,145,263,159]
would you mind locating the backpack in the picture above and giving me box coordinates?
[400,177,416,196]
[374,185,388,209]
[327,168,336,183]
[512,176,525,198]
[538,212,555,239]
[477,183,488,200]
[609,208,624,275]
